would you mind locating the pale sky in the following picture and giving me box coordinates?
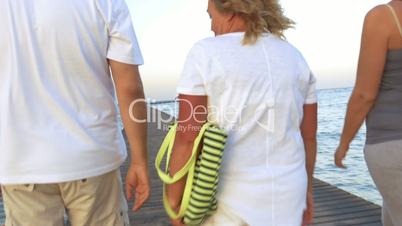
[127,0,386,100]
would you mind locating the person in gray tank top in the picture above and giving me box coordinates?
[335,1,402,225]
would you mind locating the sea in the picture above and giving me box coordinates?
[0,87,382,224]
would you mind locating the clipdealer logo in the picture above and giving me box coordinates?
[128,98,275,132]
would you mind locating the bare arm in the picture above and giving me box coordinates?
[109,60,150,211]
[301,103,317,192]
[166,94,208,214]
[335,7,388,168]
[301,103,317,225]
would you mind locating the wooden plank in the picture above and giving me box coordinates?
[315,204,380,218]
[311,178,382,226]
[315,201,377,213]
[315,217,382,226]
[314,209,381,224]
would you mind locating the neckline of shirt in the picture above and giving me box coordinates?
[216,32,245,37]
[216,32,272,38]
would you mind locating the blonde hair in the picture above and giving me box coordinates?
[213,0,294,44]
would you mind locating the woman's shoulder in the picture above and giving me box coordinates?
[193,34,243,48]
[269,35,298,50]
[266,36,306,60]
[188,34,249,57]
[367,4,390,15]
[363,4,395,36]
[190,34,304,59]
[365,4,393,25]
[192,37,219,48]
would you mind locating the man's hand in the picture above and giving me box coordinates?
[126,164,150,212]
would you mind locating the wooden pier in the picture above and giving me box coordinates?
[0,110,382,226]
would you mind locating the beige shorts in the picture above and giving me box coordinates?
[1,169,130,226]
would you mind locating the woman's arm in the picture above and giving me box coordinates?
[335,6,389,168]
[166,94,208,214]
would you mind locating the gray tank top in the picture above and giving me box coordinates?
[366,4,402,145]
[366,49,402,144]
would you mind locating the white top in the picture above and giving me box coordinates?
[177,33,317,225]
[0,0,143,184]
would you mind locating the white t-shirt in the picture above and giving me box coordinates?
[0,0,143,184]
[177,33,317,225]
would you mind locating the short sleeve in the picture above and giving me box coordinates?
[98,0,143,65]
[176,44,207,96]
[296,50,317,104]
[304,72,317,104]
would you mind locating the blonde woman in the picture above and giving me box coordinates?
[335,1,402,225]
[167,0,317,225]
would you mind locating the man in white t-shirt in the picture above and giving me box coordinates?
[0,0,150,225]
